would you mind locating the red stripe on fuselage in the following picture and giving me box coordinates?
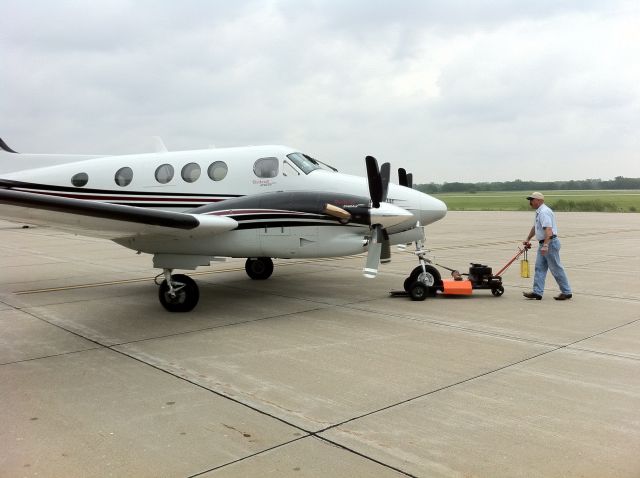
[13,188,225,203]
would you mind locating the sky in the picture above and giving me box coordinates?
[1,0,639,183]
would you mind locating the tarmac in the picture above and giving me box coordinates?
[1,211,639,478]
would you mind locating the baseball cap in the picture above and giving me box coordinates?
[526,192,544,200]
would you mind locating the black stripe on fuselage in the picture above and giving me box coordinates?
[116,202,211,208]
[190,190,370,215]
[0,179,241,199]
[234,220,359,230]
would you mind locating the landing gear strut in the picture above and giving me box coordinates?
[158,269,200,312]
[245,257,274,280]
[403,239,441,301]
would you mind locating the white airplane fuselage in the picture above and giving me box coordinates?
[1,145,447,261]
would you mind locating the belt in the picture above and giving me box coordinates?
[539,235,557,244]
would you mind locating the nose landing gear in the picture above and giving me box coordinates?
[400,239,442,301]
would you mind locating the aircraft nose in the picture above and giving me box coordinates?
[370,202,415,229]
[419,194,447,225]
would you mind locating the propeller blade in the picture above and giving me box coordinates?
[323,203,351,221]
[380,162,390,202]
[398,168,408,187]
[365,155,383,208]
[380,229,391,264]
[406,173,413,189]
[363,225,384,278]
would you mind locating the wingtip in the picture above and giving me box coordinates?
[0,138,18,153]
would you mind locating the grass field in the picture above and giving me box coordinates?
[432,190,640,212]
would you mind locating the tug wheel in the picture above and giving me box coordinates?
[491,286,505,297]
[403,276,414,292]
[409,281,428,301]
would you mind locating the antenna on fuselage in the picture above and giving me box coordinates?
[152,137,168,153]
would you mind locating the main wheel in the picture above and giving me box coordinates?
[491,286,505,297]
[245,257,274,280]
[159,274,199,312]
[409,281,428,301]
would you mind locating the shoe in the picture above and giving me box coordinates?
[523,292,542,300]
[554,293,572,301]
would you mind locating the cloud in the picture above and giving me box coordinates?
[1,0,638,182]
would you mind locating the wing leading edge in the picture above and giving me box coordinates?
[0,188,238,239]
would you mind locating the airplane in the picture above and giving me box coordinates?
[0,138,447,311]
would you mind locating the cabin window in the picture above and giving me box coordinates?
[181,162,201,183]
[71,172,88,187]
[115,167,133,187]
[207,161,228,181]
[155,164,174,184]
[253,157,279,178]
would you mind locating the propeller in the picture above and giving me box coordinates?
[366,156,385,208]
[363,156,393,278]
[398,168,413,188]
[323,156,413,277]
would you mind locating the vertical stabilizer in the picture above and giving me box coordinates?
[0,138,18,153]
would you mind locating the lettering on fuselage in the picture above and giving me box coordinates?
[252,179,276,187]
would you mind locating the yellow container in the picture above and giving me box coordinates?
[520,248,530,278]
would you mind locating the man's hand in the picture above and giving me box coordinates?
[540,244,549,256]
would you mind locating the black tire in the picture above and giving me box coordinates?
[159,274,199,312]
[403,276,414,292]
[409,265,441,286]
[409,281,428,301]
[491,286,505,297]
[245,257,274,280]
[409,265,441,295]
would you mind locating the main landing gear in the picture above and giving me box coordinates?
[157,258,275,312]
[158,269,200,312]
[245,257,274,280]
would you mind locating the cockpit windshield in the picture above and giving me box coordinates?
[286,152,338,175]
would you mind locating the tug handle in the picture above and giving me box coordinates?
[495,243,531,277]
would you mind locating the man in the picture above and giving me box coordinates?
[522,192,573,300]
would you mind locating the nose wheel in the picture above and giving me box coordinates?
[158,270,199,312]
[402,236,442,298]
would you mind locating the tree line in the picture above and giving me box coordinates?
[415,176,640,194]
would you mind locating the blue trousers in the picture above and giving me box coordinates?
[533,237,572,296]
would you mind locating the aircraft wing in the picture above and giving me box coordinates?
[0,188,238,240]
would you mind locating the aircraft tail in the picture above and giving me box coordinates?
[0,138,18,154]
[0,137,105,175]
